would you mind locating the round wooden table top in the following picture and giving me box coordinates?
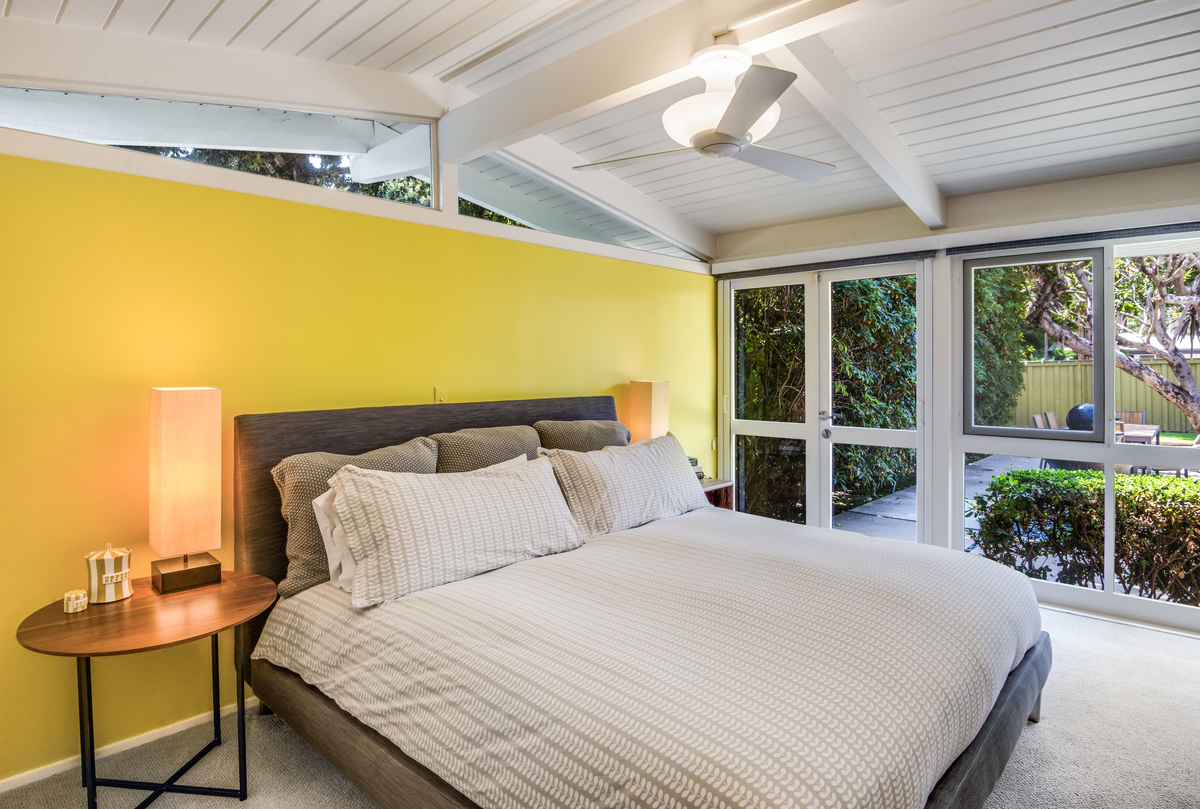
[17,571,278,658]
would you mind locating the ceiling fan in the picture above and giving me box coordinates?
[573,46,836,183]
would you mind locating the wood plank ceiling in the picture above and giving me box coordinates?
[5,0,1200,239]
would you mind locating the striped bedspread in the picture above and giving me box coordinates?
[253,508,1041,809]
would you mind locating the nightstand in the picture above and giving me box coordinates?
[17,571,277,809]
[701,478,734,509]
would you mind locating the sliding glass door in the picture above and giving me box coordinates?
[725,262,924,541]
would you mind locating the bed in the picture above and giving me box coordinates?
[234,396,1051,809]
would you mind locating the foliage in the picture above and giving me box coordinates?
[459,198,528,228]
[118,146,526,227]
[968,469,1200,605]
[737,436,806,523]
[734,277,919,520]
[972,266,1034,426]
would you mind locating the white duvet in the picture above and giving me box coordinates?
[253,508,1041,809]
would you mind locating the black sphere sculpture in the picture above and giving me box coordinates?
[1067,402,1094,431]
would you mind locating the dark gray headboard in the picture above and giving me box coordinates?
[233,396,619,681]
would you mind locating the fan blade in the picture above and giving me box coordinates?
[573,148,692,171]
[733,144,835,182]
[715,65,797,140]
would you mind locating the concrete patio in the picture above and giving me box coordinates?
[833,455,1050,542]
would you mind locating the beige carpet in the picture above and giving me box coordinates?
[3,607,1197,808]
[983,607,1200,809]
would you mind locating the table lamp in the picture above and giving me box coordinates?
[629,380,669,443]
[149,387,222,594]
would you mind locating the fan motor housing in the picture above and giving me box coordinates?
[691,129,750,158]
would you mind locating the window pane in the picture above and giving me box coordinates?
[833,445,916,541]
[733,285,805,422]
[122,145,433,208]
[965,453,1105,589]
[830,275,916,429]
[735,436,805,524]
[969,255,1099,435]
[1113,247,1200,449]
[1116,471,1200,605]
[0,85,438,210]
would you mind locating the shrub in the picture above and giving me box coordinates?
[968,469,1200,605]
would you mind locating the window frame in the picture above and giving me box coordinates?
[962,247,1107,442]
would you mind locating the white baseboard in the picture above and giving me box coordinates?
[0,697,260,794]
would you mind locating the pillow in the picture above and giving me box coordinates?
[271,437,438,597]
[488,453,529,470]
[311,452,530,594]
[431,425,540,472]
[312,489,354,592]
[534,419,631,452]
[539,434,710,537]
[328,457,582,608]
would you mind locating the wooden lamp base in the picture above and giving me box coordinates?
[152,552,222,594]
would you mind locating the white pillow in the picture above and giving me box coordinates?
[489,453,529,470]
[312,453,530,593]
[312,489,356,592]
[328,456,582,608]
[539,434,710,538]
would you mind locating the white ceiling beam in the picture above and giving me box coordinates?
[0,17,446,121]
[438,0,900,166]
[349,126,432,183]
[498,136,716,260]
[714,0,908,53]
[767,36,948,228]
[0,87,400,155]
[448,0,690,94]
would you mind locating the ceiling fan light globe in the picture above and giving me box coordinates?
[747,102,782,143]
[662,92,731,147]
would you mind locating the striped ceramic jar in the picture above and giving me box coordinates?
[64,589,88,613]
[86,543,133,604]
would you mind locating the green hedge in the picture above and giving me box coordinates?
[968,469,1200,605]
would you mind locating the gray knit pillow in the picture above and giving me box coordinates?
[271,437,437,597]
[534,420,631,452]
[431,425,540,473]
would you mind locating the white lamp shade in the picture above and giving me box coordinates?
[149,387,221,558]
[629,380,669,443]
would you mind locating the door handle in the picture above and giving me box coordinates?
[817,411,840,422]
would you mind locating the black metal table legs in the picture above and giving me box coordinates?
[74,634,247,809]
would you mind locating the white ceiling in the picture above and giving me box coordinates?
[3,0,1199,252]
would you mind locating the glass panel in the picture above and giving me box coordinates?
[733,285,806,422]
[1116,470,1200,605]
[459,154,701,261]
[830,275,917,429]
[964,453,1105,589]
[122,145,433,208]
[1113,247,1200,448]
[971,258,1096,432]
[0,85,439,210]
[833,445,916,541]
[735,436,805,524]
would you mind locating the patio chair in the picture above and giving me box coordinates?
[1115,410,1145,425]
[1032,414,1047,429]
[1045,411,1060,430]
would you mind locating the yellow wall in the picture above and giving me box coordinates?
[0,153,716,781]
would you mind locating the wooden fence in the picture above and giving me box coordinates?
[1011,359,1199,432]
